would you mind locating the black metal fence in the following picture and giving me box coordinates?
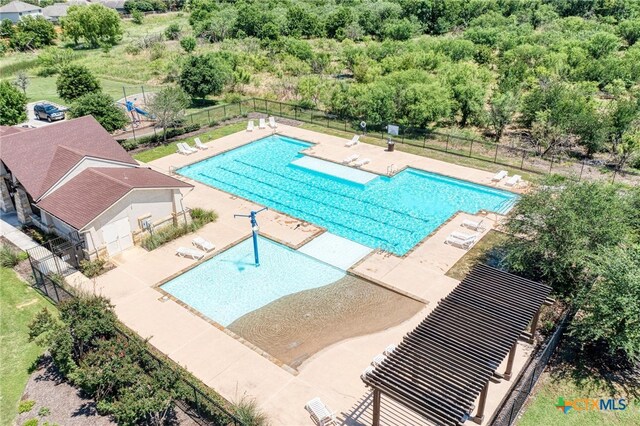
[178,97,637,185]
[489,310,573,426]
[24,240,244,426]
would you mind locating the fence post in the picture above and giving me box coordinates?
[294,106,297,121]
[549,155,554,173]
[253,98,256,112]
[207,110,211,126]
[423,133,426,149]
[612,169,617,183]
[494,143,499,163]
[520,149,526,169]
[344,120,347,132]
[265,99,268,114]
[279,101,282,117]
[469,139,473,157]
[445,134,450,152]
[239,101,242,116]
[190,114,194,124]
[223,105,227,120]
[579,160,585,181]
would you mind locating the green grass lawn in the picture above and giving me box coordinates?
[0,267,54,426]
[21,75,135,106]
[133,121,246,163]
[518,360,640,425]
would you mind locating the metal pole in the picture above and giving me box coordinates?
[207,110,211,126]
[279,101,282,116]
[250,211,259,266]
[579,160,585,181]
[520,149,526,169]
[469,140,473,157]
[223,105,227,120]
[372,390,381,426]
[549,155,554,173]
[494,143,499,163]
[445,134,450,152]
[239,100,242,116]
[265,99,268,114]
[141,85,147,104]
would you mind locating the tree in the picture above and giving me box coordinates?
[502,180,634,298]
[69,92,129,132]
[0,19,14,38]
[570,245,640,363]
[445,62,490,126]
[180,36,196,53]
[488,90,518,141]
[179,54,232,100]
[0,80,27,125]
[285,4,320,38]
[617,19,640,46]
[14,71,29,95]
[146,86,190,142]
[10,15,55,51]
[615,128,640,171]
[62,4,122,48]
[56,65,101,101]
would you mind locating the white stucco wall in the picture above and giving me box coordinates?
[40,157,137,200]
[82,188,180,251]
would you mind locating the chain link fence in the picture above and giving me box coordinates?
[490,310,573,426]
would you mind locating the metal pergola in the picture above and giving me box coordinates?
[362,264,552,426]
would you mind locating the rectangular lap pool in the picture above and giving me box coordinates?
[178,135,517,255]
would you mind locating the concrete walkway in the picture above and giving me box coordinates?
[0,212,39,251]
[64,126,533,425]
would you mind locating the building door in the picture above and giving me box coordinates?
[102,217,133,256]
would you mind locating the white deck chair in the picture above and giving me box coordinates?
[505,174,522,187]
[194,138,208,150]
[247,120,254,132]
[492,170,508,182]
[372,353,386,367]
[461,219,485,231]
[345,135,360,147]
[177,143,192,155]
[305,398,336,426]
[259,118,266,129]
[192,237,215,252]
[353,158,370,168]
[176,247,205,259]
[180,142,198,154]
[268,116,277,129]
[384,344,397,356]
[445,232,478,250]
[342,154,359,164]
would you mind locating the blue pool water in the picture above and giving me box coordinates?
[162,237,345,326]
[179,135,517,255]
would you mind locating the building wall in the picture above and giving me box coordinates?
[40,157,137,199]
[82,188,181,253]
[0,10,42,23]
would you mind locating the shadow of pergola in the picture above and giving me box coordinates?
[339,391,432,426]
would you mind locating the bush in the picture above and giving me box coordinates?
[164,23,181,40]
[134,123,200,146]
[0,244,26,268]
[69,92,129,132]
[79,258,107,278]
[234,396,269,426]
[56,65,101,102]
[180,36,196,53]
[18,400,36,413]
[131,9,144,25]
[141,208,217,251]
[0,80,27,125]
[22,419,38,426]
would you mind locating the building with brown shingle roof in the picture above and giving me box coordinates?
[1,116,192,258]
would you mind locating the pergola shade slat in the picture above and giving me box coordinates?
[362,264,552,426]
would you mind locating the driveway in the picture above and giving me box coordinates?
[20,101,68,129]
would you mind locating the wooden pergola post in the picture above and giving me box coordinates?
[372,389,381,426]
[504,342,517,380]
[471,383,489,424]
[528,307,542,344]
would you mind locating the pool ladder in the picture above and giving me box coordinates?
[387,164,397,176]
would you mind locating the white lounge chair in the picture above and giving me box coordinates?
[445,232,478,250]
[492,170,508,182]
[194,138,208,150]
[247,120,254,132]
[192,237,215,252]
[177,143,192,155]
[505,174,521,187]
[372,353,386,367]
[353,158,370,168]
[180,142,197,154]
[345,135,359,147]
[342,154,359,164]
[305,398,336,426]
[259,118,266,129]
[361,366,375,382]
[462,219,485,231]
[384,344,397,356]
[176,247,205,259]
[268,116,277,129]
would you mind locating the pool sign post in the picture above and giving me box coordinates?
[234,207,268,266]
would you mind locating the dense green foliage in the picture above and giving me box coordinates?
[179,53,233,99]
[147,85,190,141]
[69,92,129,132]
[56,65,101,101]
[8,16,55,51]
[62,4,123,48]
[502,180,639,361]
[0,244,27,268]
[0,80,27,125]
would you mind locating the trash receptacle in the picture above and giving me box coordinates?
[387,139,395,152]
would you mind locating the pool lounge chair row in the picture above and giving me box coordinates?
[345,135,359,147]
[492,170,522,187]
[175,237,216,259]
[247,117,278,131]
[176,138,208,155]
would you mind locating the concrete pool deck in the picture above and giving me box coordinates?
[65,125,533,425]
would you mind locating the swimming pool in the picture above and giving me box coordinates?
[162,237,345,326]
[178,135,517,255]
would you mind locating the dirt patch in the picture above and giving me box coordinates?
[228,275,424,369]
[445,230,509,281]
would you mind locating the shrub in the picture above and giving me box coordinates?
[22,419,38,426]
[79,258,107,278]
[37,406,50,417]
[131,9,144,25]
[234,396,269,426]
[69,92,129,132]
[141,208,217,251]
[165,23,181,40]
[0,244,26,268]
[18,400,36,413]
[56,65,101,102]
[0,80,27,125]
[180,36,196,53]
